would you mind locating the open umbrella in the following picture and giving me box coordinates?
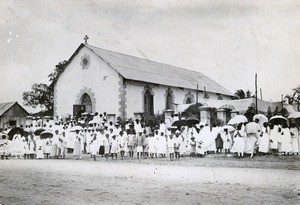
[245,122,261,134]
[7,127,24,140]
[42,116,52,120]
[288,112,300,119]
[34,128,45,136]
[40,131,53,139]
[270,115,287,125]
[228,115,248,125]
[270,115,287,121]
[88,120,97,125]
[172,120,187,127]
[70,125,83,132]
[222,125,235,132]
[186,116,200,125]
[253,114,268,124]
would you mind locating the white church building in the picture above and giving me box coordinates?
[53,41,234,119]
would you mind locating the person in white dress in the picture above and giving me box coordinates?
[59,131,68,159]
[258,123,270,155]
[73,130,82,159]
[207,125,219,153]
[117,131,126,160]
[221,128,232,154]
[0,135,9,159]
[90,135,99,161]
[127,127,136,160]
[27,134,36,159]
[231,124,246,157]
[35,135,44,159]
[194,127,203,156]
[134,119,143,134]
[269,124,279,155]
[157,132,167,158]
[167,134,175,161]
[110,135,118,160]
[50,129,60,159]
[199,124,211,155]
[148,133,157,158]
[103,133,110,161]
[290,124,299,155]
[174,131,182,160]
[10,133,24,159]
[281,125,293,155]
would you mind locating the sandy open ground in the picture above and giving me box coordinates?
[0,154,299,205]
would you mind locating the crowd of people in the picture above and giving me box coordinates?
[0,112,299,161]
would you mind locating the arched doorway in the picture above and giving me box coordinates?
[81,93,92,113]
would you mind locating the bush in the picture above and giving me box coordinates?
[142,113,165,130]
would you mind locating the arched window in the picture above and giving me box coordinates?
[184,92,195,104]
[165,88,174,110]
[81,93,92,113]
[186,97,192,104]
[144,89,154,114]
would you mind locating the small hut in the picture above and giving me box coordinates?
[0,102,31,129]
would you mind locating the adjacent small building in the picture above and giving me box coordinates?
[0,102,30,128]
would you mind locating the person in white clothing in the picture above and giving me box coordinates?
[90,135,99,161]
[290,124,299,155]
[167,134,175,161]
[281,125,293,155]
[231,124,246,157]
[258,123,270,155]
[221,128,232,154]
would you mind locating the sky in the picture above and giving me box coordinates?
[0,0,299,113]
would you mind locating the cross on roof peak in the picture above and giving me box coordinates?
[84,35,89,45]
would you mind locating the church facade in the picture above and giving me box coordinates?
[53,43,234,119]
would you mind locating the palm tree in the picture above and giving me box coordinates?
[234,89,246,99]
[246,90,252,98]
[285,85,300,105]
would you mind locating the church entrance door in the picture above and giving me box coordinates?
[80,93,93,113]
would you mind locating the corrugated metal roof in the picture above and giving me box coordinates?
[86,44,233,96]
[0,102,16,116]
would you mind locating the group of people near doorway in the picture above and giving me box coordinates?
[1,112,299,161]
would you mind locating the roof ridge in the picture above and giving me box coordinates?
[0,101,17,105]
[86,44,205,76]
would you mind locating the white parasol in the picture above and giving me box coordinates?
[288,112,300,119]
[70,125,83,132]
[228,115,248,125]
[253,114,268,124]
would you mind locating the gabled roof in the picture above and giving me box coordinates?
[56,43,233,96]
[0,102,30,117]
[0,102,17,116]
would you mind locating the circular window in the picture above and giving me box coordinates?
[82,58,88,66]
[80,54,90,69]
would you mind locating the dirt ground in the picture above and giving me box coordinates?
[0,154,299,205]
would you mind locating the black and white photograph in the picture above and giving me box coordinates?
[0,0,299,204]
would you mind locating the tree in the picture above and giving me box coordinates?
[234,89,252,99]
[285,85,300,105]
[23,83,54,114]
[22,60,69,115]
[246,90,252,98]
[234,89,246,99]
[48,60,69,86]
